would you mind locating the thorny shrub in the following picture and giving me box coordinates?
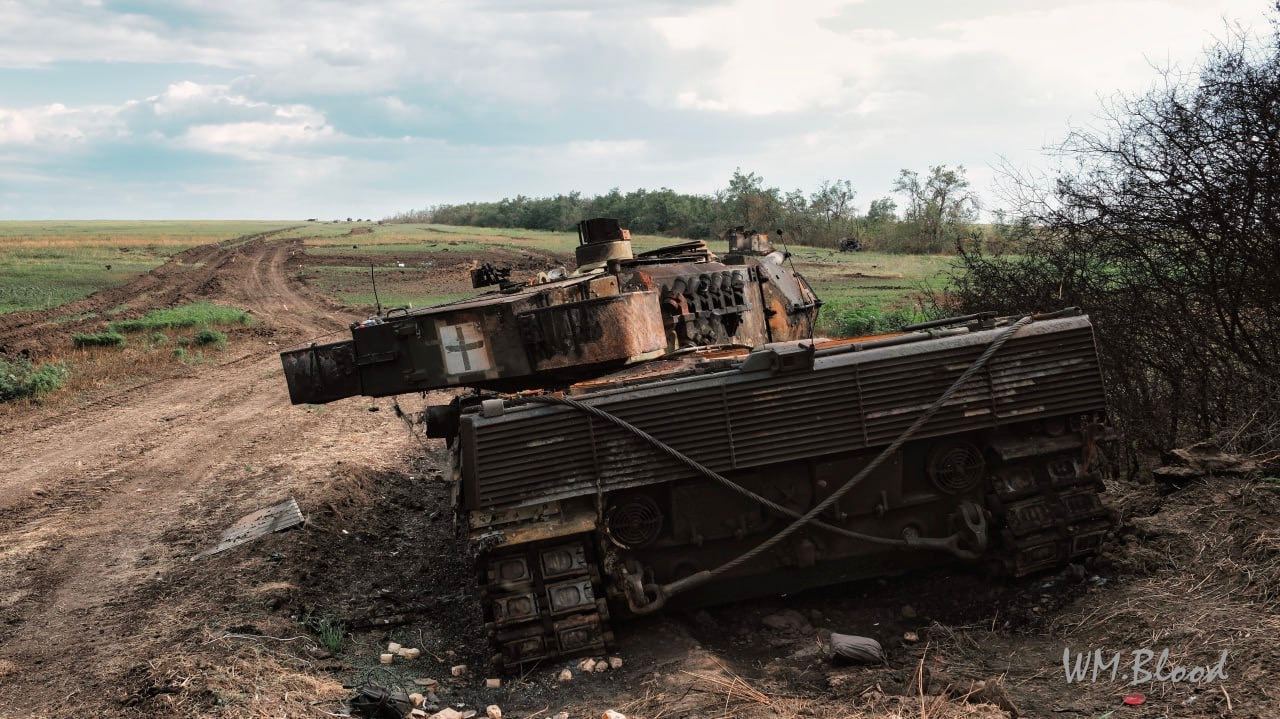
[950,19,1280,466]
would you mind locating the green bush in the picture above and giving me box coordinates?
[192,328,227,348]
[110,303,251,332]
[72,331,126,348]
[0,357,69,402]
[148,331,168,345]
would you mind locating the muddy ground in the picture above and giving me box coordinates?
[1,233,1277,718]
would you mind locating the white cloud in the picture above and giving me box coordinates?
[1,81,335,162]
[181,119,335,157]
[650,0,1270,116]
[0,0,1275,218]
[0,103,121,146]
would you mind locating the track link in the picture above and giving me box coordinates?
[479,534,613,670]
[987,449,1113,575]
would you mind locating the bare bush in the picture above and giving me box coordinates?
[950,19,1280,462]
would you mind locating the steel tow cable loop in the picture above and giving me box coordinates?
[527,315,1034,612]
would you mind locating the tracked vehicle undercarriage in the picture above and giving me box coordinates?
[280,221,1113,670]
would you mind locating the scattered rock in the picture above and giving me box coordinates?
[414,678,439,689]
[412,710,428,718]
[553,713,569,719]
[608,656,623,670]
[485,705,502,719]
[484,678,501,689]
[903,631,919,643]
[451,664,468,677]
[602,710,627,719]
[379,653,395,665]
[410,693,425,707]
[461,711,477,719]
[594,659,610,673]
[429,709,462,719]
[761,609,812,633]
[579,657,597,673]
[558,668,573,683]
[388,642,403,653]
[399,647,422,660]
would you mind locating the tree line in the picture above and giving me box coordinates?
[386,165,989,253]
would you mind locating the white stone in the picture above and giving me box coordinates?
[485,705,502,719]
[608,656,623,670]
[557,668,573,683]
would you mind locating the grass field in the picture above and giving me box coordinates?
[0,221,296,313]
[0,220,956,336]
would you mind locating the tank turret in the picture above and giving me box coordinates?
[280,219,819,404]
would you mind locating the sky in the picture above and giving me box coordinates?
[0,0,1273,219]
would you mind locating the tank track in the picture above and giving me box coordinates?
[479,535,613,670]
[475,451,1110,669]
[986,450,1113,575]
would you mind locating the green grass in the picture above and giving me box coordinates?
[788,248,952,336]
[192,328,227,348]
[296,222,678,256]
[300,612,346,654]
[109,302,252,332]
[72,331,126,348]
[0,357,69,402]
[0,221,297,315]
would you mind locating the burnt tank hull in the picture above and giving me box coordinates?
[459,313,1112,668]
[277,220,1113,671]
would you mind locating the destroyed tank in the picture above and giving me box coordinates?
[281,220,1112,671]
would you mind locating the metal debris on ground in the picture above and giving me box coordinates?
[195,497,304,558]
[1153,441,1269,484]
[348,684,413,719]
[828,634,884,664]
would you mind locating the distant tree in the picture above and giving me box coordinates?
[893,165,978,252]
[865,197,897,224]
[718,168,783,230]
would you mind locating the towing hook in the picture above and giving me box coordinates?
[960,501,989,551]
[626,583,668,615]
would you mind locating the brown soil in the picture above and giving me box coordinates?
[1,233,1277,718]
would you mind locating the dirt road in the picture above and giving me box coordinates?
[0,234,416,715]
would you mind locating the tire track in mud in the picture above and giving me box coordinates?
[0,227,301,355]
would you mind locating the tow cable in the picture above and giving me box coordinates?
[524,315,1033,613]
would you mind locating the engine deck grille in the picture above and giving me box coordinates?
[462,315,1105,510]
